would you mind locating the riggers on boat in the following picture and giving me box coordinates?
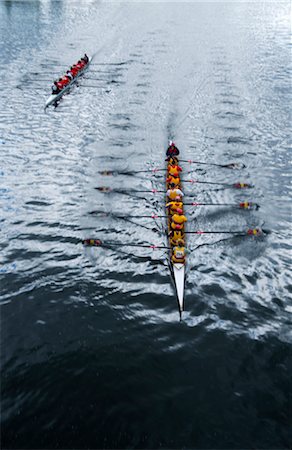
[166,142,187,315]
[45,56,92,108]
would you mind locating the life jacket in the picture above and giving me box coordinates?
[172,246,185,263]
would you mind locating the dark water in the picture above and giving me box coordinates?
[1,1,291,449]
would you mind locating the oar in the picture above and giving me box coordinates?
[82,239,170,249]
[181,179,253,188]
[89,202,259,216]
[185,228,267,236]
[97,162,244,175]
[94,181,252,193]
[184,201,259,209]
[179,159,245,169]
[82,228,267,248]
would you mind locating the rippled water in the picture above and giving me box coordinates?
[1,1,291,449]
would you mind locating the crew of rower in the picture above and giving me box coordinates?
[166,142,187,264]
[51,54,89,94]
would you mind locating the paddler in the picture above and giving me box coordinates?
[171,239,186,264]
[166,183,184,200]
[170,209,187,231]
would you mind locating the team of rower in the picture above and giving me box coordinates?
[166,143,187,264]
[51,54,89,94]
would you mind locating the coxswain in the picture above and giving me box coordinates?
[166,141,180,158]
[166,200,184,215]
[171,239,186,264]
[51,81,60,94]
[170,210,187,231]
[166,183,184,200]
[83,53,89,63]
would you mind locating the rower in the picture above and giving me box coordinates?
[170,209,187,231]
[166,183,184,200]
[76,60,85,70]
[166,141,180,158]
[58,77,68,88]
[167,158,182,177]
[171,239,186,264]
[66,70,73,80]
[70,65,78,77]
[169,230,185,246]
[83,53,89,63]
[166,174,181,187]
[166,199,184,215]
[61,75,70,86]
[56,78,64,90]
[51,81,60,94]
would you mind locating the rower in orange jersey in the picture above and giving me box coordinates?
[171,239,186,264]
[166,174,181,188]
[167,157,182,178]
[166,183,184,200]
[170,209,187,231]
[166,199,184,215]
[169,230,185,247]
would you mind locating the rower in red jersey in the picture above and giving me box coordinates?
[56,78,64,90]
[70,65,78,77]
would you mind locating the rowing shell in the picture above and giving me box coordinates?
[45,56,92,108]
[166,150,186,315]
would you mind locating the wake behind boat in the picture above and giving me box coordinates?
[45,54,92,108]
